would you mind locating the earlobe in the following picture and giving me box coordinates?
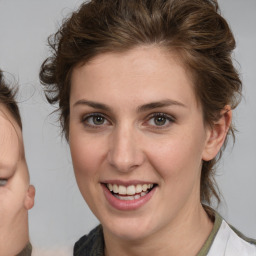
[202,105,232,161]
[24,185,35,210]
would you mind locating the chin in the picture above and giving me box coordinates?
[101,214,157,241]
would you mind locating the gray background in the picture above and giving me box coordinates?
[0,0,255,250]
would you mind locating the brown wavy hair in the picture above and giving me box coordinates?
[0,70,22,129]
[40,0,242,204]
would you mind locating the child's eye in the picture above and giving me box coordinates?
[0,179,8,187]
[146,113,175,128]
[82,113,110,127]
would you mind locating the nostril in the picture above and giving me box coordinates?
[108,158,141,172]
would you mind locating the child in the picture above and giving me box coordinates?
[0,70,35,256]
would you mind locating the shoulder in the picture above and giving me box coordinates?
[230,224,256,246]
[226,222,256,254]
[207,213,256,256]
[74,225,104,256]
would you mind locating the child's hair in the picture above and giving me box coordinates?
[40,0,242,204]
[0,70,22,129]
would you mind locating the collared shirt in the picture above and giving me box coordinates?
[17,243,32,256]
[198,211,256,256]
[74,211,256,256]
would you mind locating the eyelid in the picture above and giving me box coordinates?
[147,112,175,122]
[81,112,106,121]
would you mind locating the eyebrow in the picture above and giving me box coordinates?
[137,99,187,112]
[73,99,187,112]
[73,100,111,111]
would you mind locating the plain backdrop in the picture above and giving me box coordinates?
[0,0,255,250]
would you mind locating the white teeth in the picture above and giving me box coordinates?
[136,184,142,193]
[107,184,113,191]
[142,184,148,192]
[119,185,126,195]
[127,185,136,195]
[113,184,118,193]
[114,195,135,201]
[113,191,149,201]
[106,183,154,197]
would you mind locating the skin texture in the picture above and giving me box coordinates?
[69,46,231,256]
[0,104,35,256]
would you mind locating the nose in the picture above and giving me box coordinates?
[107,125,144,173]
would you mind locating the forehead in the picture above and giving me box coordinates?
[0,103,20,130]
[0,104,21,152]
[0,105,22,174]
[70,46,198,108]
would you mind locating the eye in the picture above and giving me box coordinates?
[146,113,175,128]
[82,113,110,128]
[0,179,8,187]
[152,116,167,126]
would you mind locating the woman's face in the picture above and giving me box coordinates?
[0,105,34,255]
[69,46,215,241]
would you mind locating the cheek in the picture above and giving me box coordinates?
[69,134,108,212]
[146,136,204,212]
[2,168,30,214]
[0,190,24,225]
[69,134,106,183]
[146,131,205,181]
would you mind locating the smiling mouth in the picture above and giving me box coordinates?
[104,183,157,201]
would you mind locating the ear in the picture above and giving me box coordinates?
[24,185,35,210]
[202,105,232,161]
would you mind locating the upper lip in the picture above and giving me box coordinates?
[101,180,157,186]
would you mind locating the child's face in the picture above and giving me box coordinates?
[0,104,35,255]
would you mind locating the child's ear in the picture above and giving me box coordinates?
[202,105,232,161]
[24,185,35,210]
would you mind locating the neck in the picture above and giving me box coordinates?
[0,210,29,256]
[104,204,213,256]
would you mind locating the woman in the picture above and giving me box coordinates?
[0,70,35,256]
[40,0,256,255]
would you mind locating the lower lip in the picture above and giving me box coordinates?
[102,184,156,211]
